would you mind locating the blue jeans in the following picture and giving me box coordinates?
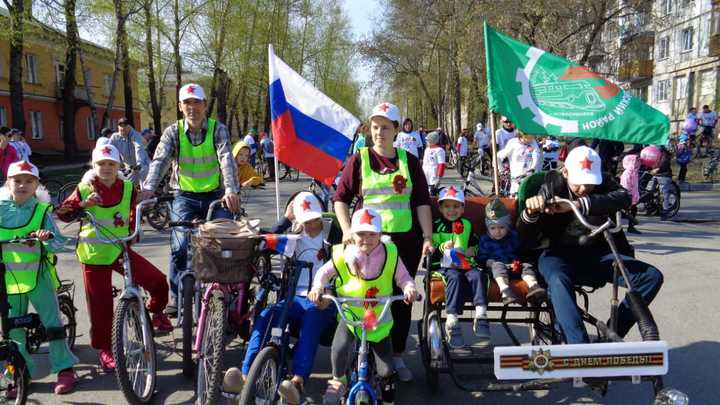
[169,190,231,298]
[441,268,488,316]
[241,296,336,380]
[538,250,664,344]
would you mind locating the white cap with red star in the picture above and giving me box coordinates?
[179,83,206,102]
[292,191,323,225]
[368,102,401,124]
[350,207,382,234]
[7,160,39,179]
[565,145,602,185]
[92,144,122,164]
[438,185,465,204]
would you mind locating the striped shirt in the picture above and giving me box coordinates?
[142,118,239,194]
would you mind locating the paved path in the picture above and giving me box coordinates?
[23,172,719,404]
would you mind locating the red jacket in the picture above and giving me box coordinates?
[0,145,18,178]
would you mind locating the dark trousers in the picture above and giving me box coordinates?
[389,232,422,354]
[331,325,393,379]
[678,163,688,182]
[441,268,488,315]
[538,250,663,344]
[265,157,275,178]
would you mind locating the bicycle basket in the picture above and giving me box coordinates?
[192,218,261,283]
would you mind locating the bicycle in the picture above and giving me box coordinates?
[0,234,58,404]
[26,280,77,354]
[78,196,172,403]
[638,170,680,218]
[142,174,171,232]
[321,294,421,405]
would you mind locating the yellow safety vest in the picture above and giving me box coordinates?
[76,181,132,265]
[177,119,221,193]
[359,147,413,233]
[332,241,397,342]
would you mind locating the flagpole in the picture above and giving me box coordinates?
[274,143,281,221]
[489,111,500,195]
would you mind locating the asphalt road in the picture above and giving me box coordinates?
[24,172,720,404]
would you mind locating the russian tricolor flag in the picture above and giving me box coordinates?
[268,45,360,186]
[263,234,302,257]
[441,248,472,270]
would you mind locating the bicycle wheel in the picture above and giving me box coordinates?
[196,293,228,405]
[181,275,196,378]
[145,202,170,231]
[239,345,280,405]
[0,357,29,404]
[43,179,64,208]
[58,295,77,350]
[663,182,681,218]
[56,182,78,206]
[112,298,157,404]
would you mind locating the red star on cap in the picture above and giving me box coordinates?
[301,199,311,212]
[101,146,113,156]
[446,186,458,198]
[378,103,390,113]
[580,156,594,171]
[187,85,195,94]
[359,209,375,225]
[18,161,33,172]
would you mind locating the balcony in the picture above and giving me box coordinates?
[617,59,654,82]
[55,85,94,101]
[710,33,720,57]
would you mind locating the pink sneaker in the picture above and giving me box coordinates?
[54,369,76,395]
[152,312,173,333]
[100,350,116,371]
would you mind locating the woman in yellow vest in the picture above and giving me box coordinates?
[0,161,78,396]
[309,208,419,405]
[56,144,171,372]
[333,102,434,381]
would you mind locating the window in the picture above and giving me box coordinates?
[0,107,6,127]
[662,0,673,14]
[655,79,671,102]
[700,70,715,96]
[86,116,96,140]
[30,111,42,139]
[56,63,66,88]
[658,36,670,59]
[674,76,688,100]
[681,27,694,52]
[25,54,38,84]
[104,74,112,96]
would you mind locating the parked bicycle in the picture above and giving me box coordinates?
[26,280,77,354]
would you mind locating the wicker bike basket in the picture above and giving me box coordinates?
[192,218,261,283]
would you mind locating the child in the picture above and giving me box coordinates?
[308,208,419,405]
[431,186,489,348]
[620,154,642,234]
[676,133,692,183]
[422,131,445,196]
[232,141,263,187]
[477,198,546,306]
[235,192,337,405]
[641,145,673,220]
[56,144,171,371]
[9,129,31,162]
[497,131,542,196]
[0,161,78,395]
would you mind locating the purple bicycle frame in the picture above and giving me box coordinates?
[194,281,248,352]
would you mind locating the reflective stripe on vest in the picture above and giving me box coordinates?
[332,241,397,343]
[177,119,221,193]
[359,147,413,233]
[76,181,132,265]
[0,202,50,294]
[431,218,473,268]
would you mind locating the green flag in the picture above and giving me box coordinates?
[484,22,669,145]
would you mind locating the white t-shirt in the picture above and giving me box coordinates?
[422,146,445,186]
[497,138,542,193]
[456,136,468,157]
[542,138,560,161]
[701,111,717,127]
[243,134,257,152]
[474,128,490,149]
[495,128,516,150]
[294,232,325,296]
[394,131,422,157]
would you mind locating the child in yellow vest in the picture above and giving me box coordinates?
[308,208,419,405]
[56,144,171,372]
[0,161,78,395]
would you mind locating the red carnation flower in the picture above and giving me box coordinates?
[511,260,522,274]
[392,175,407,194]
[452,221,464,234]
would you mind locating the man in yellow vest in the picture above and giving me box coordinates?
[141,83,241,315]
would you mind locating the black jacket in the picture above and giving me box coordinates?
[516,171,634,257]
[654,148,673,177]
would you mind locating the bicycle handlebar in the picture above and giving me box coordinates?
[549,197,623,240]
[321,294,422,328]
[0,233,54,245]
[81,199,156,244]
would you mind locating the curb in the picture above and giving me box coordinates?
[678,182,720,192]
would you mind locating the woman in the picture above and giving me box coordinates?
[394,118,423,158]
[334,102,434,382]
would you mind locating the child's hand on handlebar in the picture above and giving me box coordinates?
[80,192,103,208]
[28,230,52,242]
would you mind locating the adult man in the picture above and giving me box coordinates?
[519,146,663,344]
[140,83,240,315]
[495,116,517,150]
[259,131,275,180]
[243,129,257,167]
[699,104,717,156]
[109,117,150,185]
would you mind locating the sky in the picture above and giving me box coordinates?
[341,0,380,110]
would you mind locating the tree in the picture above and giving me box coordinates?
[3,0,27,132]
[61,0,79,157]
[143,0,161,134]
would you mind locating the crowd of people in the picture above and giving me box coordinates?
[0,83,704,404]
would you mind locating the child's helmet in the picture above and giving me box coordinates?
[678,132,689,143]
[639,145,662,168]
